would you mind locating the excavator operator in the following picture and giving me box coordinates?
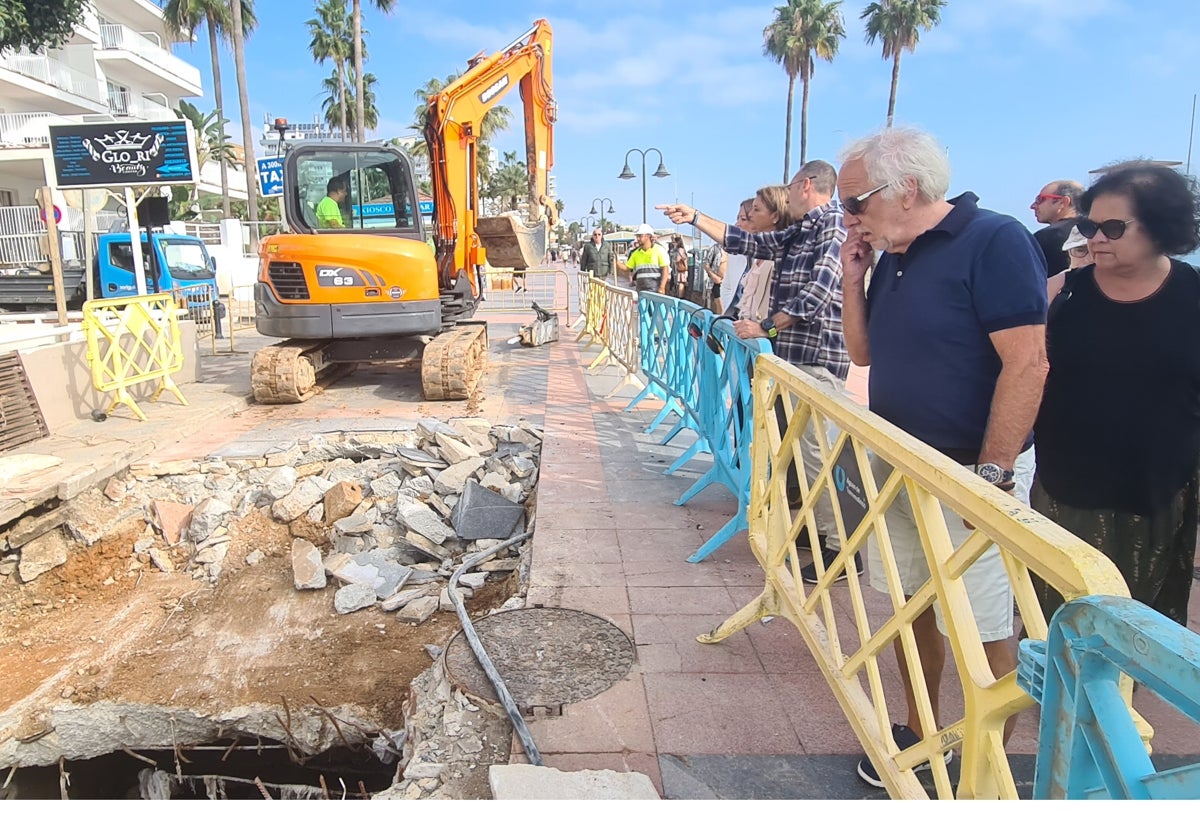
[316,176,349,229]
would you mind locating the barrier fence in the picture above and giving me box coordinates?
[1018,595,1200,799]
[479,267,569,314]
[82,293,188,421]
[696,355,1131,799]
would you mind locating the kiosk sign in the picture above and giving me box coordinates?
[49,120,197,188]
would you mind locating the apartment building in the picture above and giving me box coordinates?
[0,0,246,218]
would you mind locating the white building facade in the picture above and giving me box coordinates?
[0,0,246,223]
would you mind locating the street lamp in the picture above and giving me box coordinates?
[589,197,615,234]
[618,148,669,224]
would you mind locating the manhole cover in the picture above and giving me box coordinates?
[444,608,634,711]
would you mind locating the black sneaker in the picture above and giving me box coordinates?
[800,546,863,584]
[856,723,954,788]
[794,531,826,554]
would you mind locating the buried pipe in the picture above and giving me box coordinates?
[446,528,541,766]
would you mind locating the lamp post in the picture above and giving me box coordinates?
[618,148,669,224]
[589,197,615,235]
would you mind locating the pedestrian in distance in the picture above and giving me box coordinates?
[1031,162,1200,628]
[837,126,1048,788]
[1030,179,1084,276]
[616,223,670,294]
[669,233,690,299]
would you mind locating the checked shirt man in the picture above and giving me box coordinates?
[658,160,853,581]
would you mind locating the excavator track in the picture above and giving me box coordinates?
[421,323,488,400]
[251,340,347,404]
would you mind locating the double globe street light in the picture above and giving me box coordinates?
[589,197,615,234]
[618,148,669,224]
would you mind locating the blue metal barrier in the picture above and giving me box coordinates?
[662,305,712,472]
[675,314,771,564]
[627,293,683,433]
[1017,595,1200,799]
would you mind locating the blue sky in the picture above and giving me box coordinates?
[177,0,1200,233]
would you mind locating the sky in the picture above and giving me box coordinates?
[174,0,1200,233]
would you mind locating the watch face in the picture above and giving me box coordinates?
[977,463,1003,484]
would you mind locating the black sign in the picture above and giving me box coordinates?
[49,120,195,188]
[833,446,870,540]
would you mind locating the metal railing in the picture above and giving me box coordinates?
[478,267,569,313]
[0,50,105,104]
[0,111,53,147]
[106,89,174,121]
[97,24,201,91]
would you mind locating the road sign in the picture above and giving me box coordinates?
[38,204,63,225]
[419,200,434,215]
[49,120,196,189]
[257,158,284,197]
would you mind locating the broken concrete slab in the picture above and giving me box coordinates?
[433,457,486,496]
[18,528,69,583]
[397,594,439,625]
[488,765,659,800]
[395,499,455,545]
[379,583,440,612]
[260,465,298,502]
[333,510,375,536]
[290,538,326,590]
[417,419,461,442]
[438,587,472,612]
[334,583,378,614]
[435,433,480,466]
[152,500,193,546]
[450,481,524,540]
[187,497,230,544]
[272,477,326,523]
[4,506,70,551]
[323,481,364,525]
[456,572,488,591]
[480,472,522,503]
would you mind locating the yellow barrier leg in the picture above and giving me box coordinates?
[586,347,612,372]
[697,585,781,644]
[149,373,189,407]
[108,386,147,421]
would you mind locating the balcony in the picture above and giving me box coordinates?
[97,24,202,97]
[0,51,106,114]
[107,89,176,121]
[0,112,54,148]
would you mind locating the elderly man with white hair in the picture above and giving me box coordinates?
[837,127,1049,787]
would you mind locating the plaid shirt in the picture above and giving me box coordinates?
[723,200,849,380]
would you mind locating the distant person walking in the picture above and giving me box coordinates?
[1032,162,1200,627]
[579,228,614,280]
[1030,179,1083,275]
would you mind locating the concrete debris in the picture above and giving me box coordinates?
[489,765,659,800]
[261,465,299,501]
[380,583,440,612]
[323,481,363,525]
[334,583,378,614]
[332,510,375,536]
[244,549,264,567]
[272,477,327,523]
[433,457,486,496]
[451,481,524,540]
[395,499,455,546]
[187,497,230,544]
[290,538,326,590]
[396,595,439,625]
[152,500,193,546]
[18,528,69,583]
[435,432,480,465]
[4,506,70,551]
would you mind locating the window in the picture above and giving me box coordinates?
[161,240,213,279]
[291,148,418,233]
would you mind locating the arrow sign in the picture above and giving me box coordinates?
[257,158,284,197]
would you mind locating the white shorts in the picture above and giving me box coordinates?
[865,447,1035,643]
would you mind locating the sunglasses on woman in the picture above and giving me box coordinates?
[1075,218,1136,240]
[842,183,888,215]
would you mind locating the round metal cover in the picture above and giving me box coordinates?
[444,608,634,710]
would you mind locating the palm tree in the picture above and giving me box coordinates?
[351,0,396,142]
[307,0,354,142]
[322,68,378,141]
[175,101,238,205]
[162,0,257,218]
[762,0,845,181]
[486,151,527,212]
[862,0,946,127]
[409,74,512,190]
[228,0,258,222]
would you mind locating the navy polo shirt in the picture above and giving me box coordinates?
[866,192,1047,458]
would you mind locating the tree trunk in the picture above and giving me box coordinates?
[336,57,348,142]
[800,69,810,168]
[887,52,901,127]
[230,0,257,224]
[783,73,795,183]
[206,16,231,219]
[353,0,365,142]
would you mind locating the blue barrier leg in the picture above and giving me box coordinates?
[665,437,710,475]
[676,467,719,506]
[658,415,688,445]
[644,399,680,434]
[624,381,657,413]
[685,510,748,564]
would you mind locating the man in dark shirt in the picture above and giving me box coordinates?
[1030,179,1083,276]
[579,228,614,280]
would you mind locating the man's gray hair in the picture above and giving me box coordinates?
[794,160,837,195]
[839,127,951,203]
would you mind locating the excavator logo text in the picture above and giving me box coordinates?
[315,265,389,290]
[479,75,510,105]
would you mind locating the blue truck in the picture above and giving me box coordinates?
[0,231,220,314]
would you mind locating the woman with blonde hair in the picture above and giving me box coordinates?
[727,185,794,321]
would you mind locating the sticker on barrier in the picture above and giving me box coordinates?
[83,293,188,421]
[696,355,1133,799]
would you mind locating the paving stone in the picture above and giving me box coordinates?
[272,477,326,523]
[456,572,489,591]
[152,500,193,546]
[403,760,447,781]
[403,531,450,561]
[433,457,486,495]
[324,481,364,525]
[333,510,375,535]
[380,583,440,612]
[404,475,435,495]
[396,499,455,545]
[450,481,524,540]
[5,506,70,551]
[370,472,403,499]
[18,528,68,583]
[478,556,520,573]
[260,466,299,501]
[397,447,444,474]
[489,765,659,800]
[290,538,326,590]
[480,472,522,503]
[508,455,536,479]
[438,586,472,612]
[435,433,480,465]
[187,497,230,544]
[265,444,303,468]
[417,419,461,442]
[334,583,378,614]
[396,594,439,624]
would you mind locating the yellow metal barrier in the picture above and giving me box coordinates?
[700,355,1132,799]
[82,293,188,421]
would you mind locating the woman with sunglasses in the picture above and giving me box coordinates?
[1032,161,1200,626]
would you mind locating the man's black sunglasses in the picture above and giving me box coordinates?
[842,183,888,216]
[1076,218,1136,240]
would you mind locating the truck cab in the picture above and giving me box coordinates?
[95,231,218,301]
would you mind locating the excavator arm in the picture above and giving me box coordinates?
[424,19,556,289]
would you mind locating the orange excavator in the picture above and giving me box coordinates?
[251,19,557,402]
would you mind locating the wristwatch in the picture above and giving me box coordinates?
[759,317,778,340]
[976,462,1015,490]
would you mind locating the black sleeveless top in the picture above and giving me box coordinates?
[1035,260,1200,514]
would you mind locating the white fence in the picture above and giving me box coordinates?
[0,50,104,104]
[97,24,201,90]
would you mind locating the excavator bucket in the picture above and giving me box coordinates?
[476,214,548,270]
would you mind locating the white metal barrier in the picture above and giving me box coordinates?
[479,267,569,313]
